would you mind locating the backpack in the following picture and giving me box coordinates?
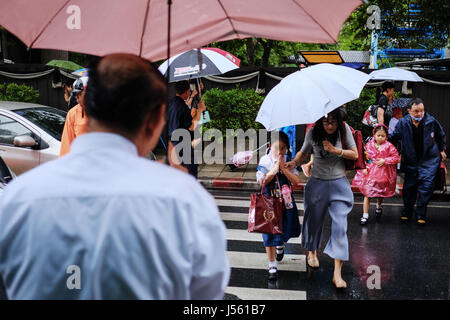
[361,105,379,127]
[341,123,366,170]
[362,104,393,127]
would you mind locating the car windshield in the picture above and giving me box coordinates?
[13,107,66,141]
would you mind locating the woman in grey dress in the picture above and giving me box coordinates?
[285,108,358,288]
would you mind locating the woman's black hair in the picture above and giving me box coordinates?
[382,81,394,92]
[267,130,291,157]
[311,108,345,146]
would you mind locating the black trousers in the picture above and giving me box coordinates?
[402,172,435,219]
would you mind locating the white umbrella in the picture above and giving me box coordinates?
[256,64,371,130]
[369,67,423,82]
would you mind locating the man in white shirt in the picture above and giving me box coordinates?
[0,53,230,300]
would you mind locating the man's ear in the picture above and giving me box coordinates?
[146,104,166,136]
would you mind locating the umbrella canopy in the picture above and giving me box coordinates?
[369,67,423,82]
[0,0,362,62]
[72,68,89,77]
[391,97,411,109]
[256,64,371,131]
[46,59,83,71]
[158,48,240,82]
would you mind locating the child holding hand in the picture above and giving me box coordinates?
[256,131,301,280]
[353,124,400,225]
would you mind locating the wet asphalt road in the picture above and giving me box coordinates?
[211,188,450,300]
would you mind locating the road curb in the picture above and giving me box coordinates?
[199,179,450,200]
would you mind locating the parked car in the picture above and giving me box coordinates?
[0,101,66,175]
[0,155,15,195]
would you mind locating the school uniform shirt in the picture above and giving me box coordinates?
[0,132,230,300]
[59,103,88,157]
[256,151,301,247]
[256,151,299,184]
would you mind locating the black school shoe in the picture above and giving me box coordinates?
[268,267,278,281]
[375,206,382,220]
[360,215,369,226]
[276,247,284,262]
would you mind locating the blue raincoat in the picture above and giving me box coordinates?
[390,113,446,177]
[390,113,446,218]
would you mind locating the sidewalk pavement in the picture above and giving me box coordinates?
[197,161,450,201]
[154,150,450,199]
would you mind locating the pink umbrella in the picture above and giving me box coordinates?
[228,142,269,171]
[0,0,362,62]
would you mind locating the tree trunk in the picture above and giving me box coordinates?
[0,28,8,60]
[245,38,257,67]
[261,39,273,67]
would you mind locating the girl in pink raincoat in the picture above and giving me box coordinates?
[352,124,400,225]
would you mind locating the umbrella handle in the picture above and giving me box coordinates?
[253,142,268,153]
[196,78,202,100]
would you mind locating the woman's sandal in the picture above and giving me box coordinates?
[332,278,347,289]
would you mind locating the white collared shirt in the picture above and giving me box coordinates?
[0,132,230,299]
[256,151,299,184]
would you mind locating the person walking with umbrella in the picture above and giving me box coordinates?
[167,80,205,177]
[285,108,358,289]
[376,81,395,126]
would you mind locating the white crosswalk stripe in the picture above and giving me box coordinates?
[215,196,307,300]
[220,212,303,225]
[227,251,306,272]
[225,286,306,300]
[226,228,302,244]
[216,198,304,211]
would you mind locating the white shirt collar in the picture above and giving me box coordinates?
[70,132,138,156]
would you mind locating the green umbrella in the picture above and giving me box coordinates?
[46,60,83,71]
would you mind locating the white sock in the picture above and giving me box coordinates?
[268,261,277,271]
[276,246,284,254]
[376,204,382,209]
[363,213,369,219]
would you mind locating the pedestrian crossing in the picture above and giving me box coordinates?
[215,195,307,300]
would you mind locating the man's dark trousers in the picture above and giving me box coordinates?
[402,171,436,220]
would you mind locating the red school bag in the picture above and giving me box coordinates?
[342,122,366,170]
[248,176,283,235]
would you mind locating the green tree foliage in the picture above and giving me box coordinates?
[202,87,264,136]
[345,87,378,139]
[209,39,336,67]
[209,0,449,67]
[342,0,449,50]
[0,83,40,103]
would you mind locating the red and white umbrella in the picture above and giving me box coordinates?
[158,48,240,82]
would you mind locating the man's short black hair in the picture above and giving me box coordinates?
[382,81,395,92]
[84,54,167,135]
[407,97,424,110]
[175,80,190,95]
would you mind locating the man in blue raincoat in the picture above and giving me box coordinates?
[390,98,447,225]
